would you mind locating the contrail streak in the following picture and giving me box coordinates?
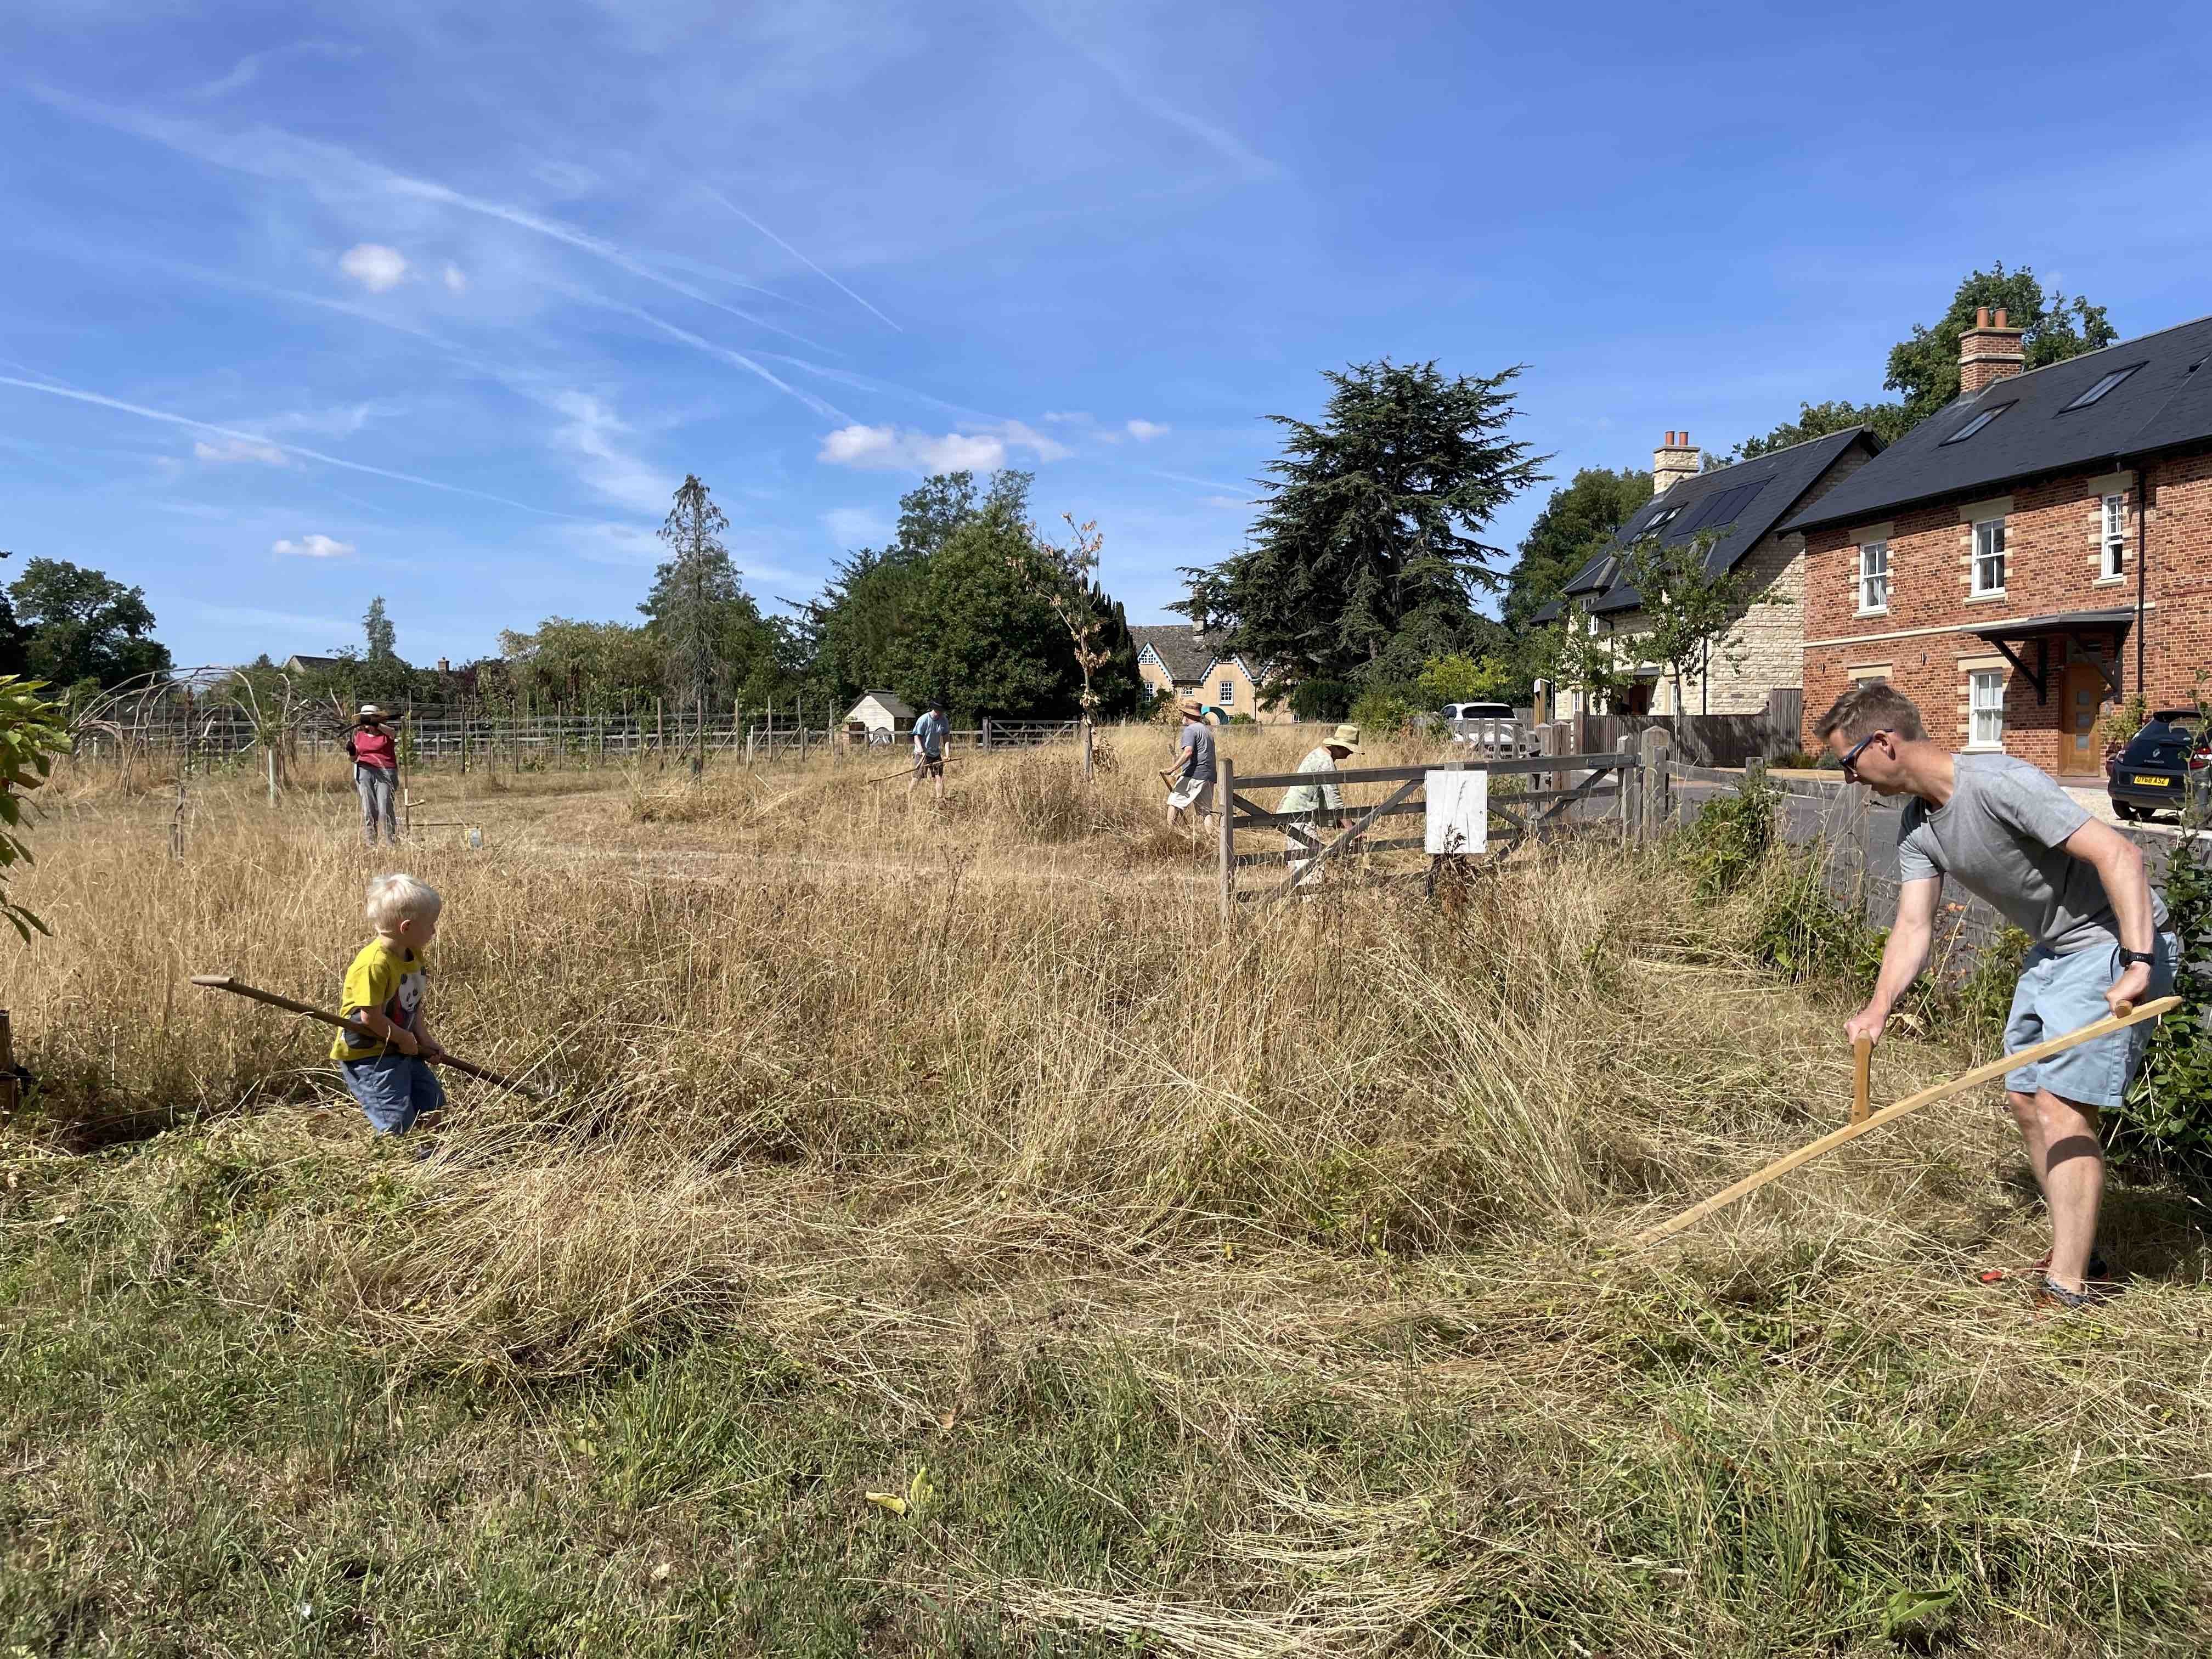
[0,375,583,519]
[704,188,901,332]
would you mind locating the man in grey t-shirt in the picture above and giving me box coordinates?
[907,701,949,802]
[1162,698,1218,835]
[1815,684,2176,1308]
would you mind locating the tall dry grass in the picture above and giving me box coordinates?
[15,730,1972,1380]
[10,730,2211,1653]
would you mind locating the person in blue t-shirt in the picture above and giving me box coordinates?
[908,701,950,801]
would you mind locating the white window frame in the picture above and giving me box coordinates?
[1219,679,1233,707]
[1969,669,2006,750]
[1857,540,1889,614]
[1972,517,2007,596]
[2101,492,2128,580]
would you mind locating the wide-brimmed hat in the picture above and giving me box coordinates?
[1328,723,1361,753]
[1177,697,1206,721]
[358,704,387,720]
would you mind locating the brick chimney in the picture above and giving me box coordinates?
[1652,429,1699,496]
[1958,306,2027,395]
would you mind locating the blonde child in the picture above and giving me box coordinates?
[332,873,448,1135]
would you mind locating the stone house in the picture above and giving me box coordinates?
[1130,624,1294,723]
[1537,426,1881,716]
[1785,308,2212,778]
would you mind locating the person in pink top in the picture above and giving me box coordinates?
[344,703,401,845]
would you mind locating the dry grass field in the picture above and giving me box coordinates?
[3,725,2209,1656]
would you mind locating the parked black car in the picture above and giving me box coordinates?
[2106,709,2208,821]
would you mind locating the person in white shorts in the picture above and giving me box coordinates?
[1815,682,2176,1310]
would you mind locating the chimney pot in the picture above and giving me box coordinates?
[1993,307,2008,328]
[1976,307,1990,328]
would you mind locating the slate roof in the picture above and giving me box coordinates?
[1782,313,2212,534]
[1131,625,1232,681]
[1534,426,1877,620]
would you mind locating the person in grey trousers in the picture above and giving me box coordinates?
[345,704,402,845]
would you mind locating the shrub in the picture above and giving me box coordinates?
[1348,684,1423,737]
[1289,679,1355,722]
[2118,830,2212,1175]
[1678,769,1777,898]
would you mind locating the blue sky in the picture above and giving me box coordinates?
[7,1,2212,670]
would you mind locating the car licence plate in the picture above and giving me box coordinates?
[2134,774,2172,787]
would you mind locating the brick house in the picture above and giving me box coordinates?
[1785,308,2212,778]
[1130,624,1294,723]
[1537,425,1880,716]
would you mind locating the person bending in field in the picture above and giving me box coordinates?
[1162,698,1218,837]
[1815,684,2176,1310]
[908,700,949,802]
[332,872,448,1139]
[344,704,401,846]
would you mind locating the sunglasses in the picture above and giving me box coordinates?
[1838,728,1892,782]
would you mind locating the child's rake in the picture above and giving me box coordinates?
[191,974,544,1099]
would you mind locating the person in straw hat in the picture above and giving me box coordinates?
[1279,723,1359,889]
[343,703,402,845]
[1160,696,1220,836]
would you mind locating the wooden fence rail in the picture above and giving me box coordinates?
[1216,731,1666,913]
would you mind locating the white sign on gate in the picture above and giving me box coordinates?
[1424,769,1489,855]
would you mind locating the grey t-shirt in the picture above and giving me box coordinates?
[912,711,947,756]
[1895,753,2165,952]
[1178,720,1216,782]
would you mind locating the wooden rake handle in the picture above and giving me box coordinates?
[190,974,544,1099]
[1631,995,2181,1249]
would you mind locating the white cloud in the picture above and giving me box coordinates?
[819,424,1005,472]
[822,506,890,547]
[442,262,468,294]
[270,533,356,557]
[338,242,409,292]
[550,391,676,513]
[194,436,288,465]
[1041,411,1092,424]
[1203,494,1248,509]
[1125,419,1171,441]
[817,420,1073,472]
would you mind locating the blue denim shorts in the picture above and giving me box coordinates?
[340,1051,447,1135]
[2004,932,2179,1108]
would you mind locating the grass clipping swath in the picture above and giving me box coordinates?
[1632,996,2181,1249]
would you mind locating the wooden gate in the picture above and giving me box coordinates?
[1213,748,1643,910]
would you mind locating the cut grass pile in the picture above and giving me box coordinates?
[3,738,2209,1655]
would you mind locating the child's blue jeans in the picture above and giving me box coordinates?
[341,1052,446,1134]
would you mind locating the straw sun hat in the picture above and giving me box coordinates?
[1327,723,1361,753]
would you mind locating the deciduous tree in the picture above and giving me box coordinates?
[8,557,172,701]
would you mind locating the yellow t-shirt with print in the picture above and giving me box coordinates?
[330,937,428,1062]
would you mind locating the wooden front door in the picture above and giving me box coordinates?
[2059,662,2109,775]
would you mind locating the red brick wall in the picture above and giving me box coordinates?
[1802,457,2209,771]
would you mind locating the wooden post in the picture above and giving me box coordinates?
[266,743,279,807]
[459,709,469,776]
[1081,718,1094,781]
[1537,718,1558,798]
[1618,732,1638,839]
[1851,1036,1872,1125]
[799,696,808,763]
[1216,753,1235,922]
[1638,725,1671,838]
[0,1011,14,1118]
[982,716,994,754]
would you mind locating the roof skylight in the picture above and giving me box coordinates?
[2060,362,2145,411]
[1940,401,2015,445]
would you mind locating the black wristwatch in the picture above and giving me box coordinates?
[2118,948,2156,968]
